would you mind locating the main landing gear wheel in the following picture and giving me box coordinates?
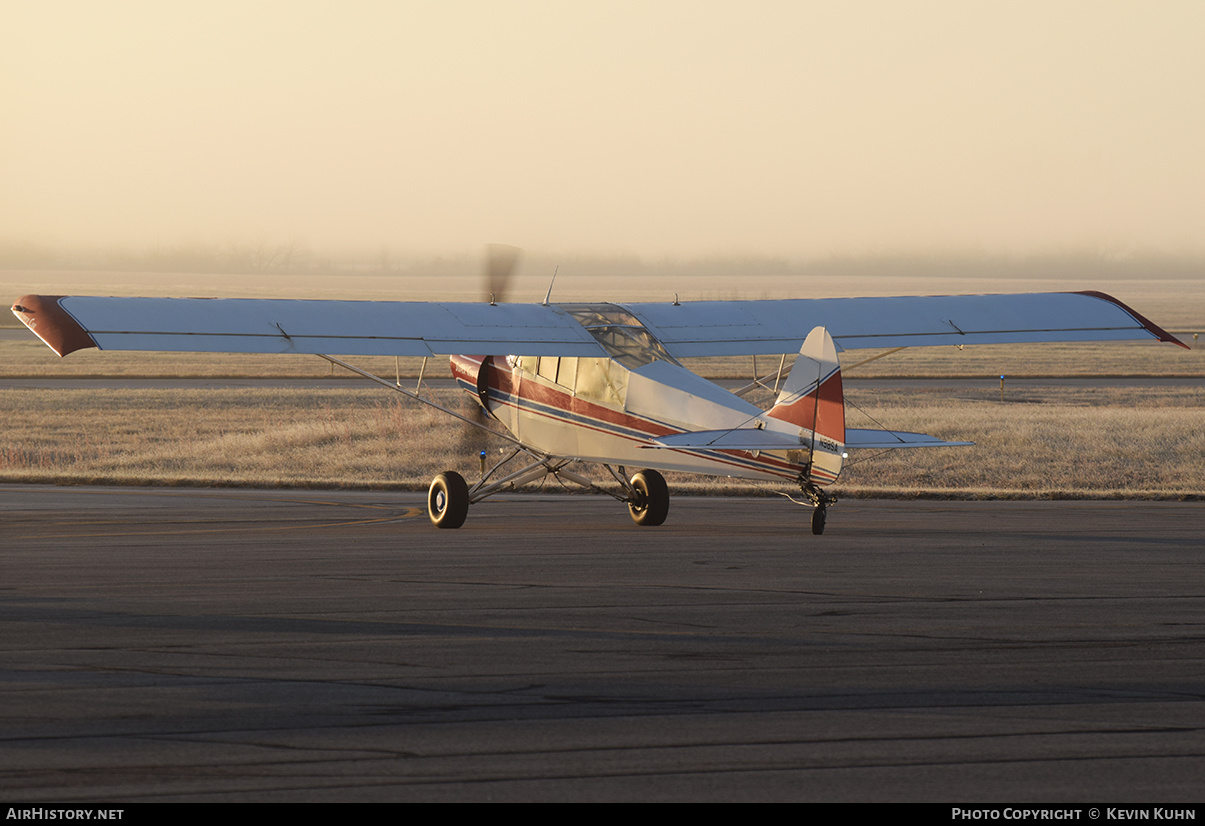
[811,506,826,536]
[428,471,469,529]
[628,469,669,526]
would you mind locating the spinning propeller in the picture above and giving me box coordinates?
[484,243,521,305]
[459,245,522,461]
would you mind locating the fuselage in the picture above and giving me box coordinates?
[450,352,821,483]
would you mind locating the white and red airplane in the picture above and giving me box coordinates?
[11,288,1186,534]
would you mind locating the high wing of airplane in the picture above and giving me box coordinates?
[11,290,1186,535]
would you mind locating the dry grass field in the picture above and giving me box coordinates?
[2,264,1201,497]
[1,380,1199,499]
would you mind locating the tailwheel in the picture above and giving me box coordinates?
[811,505,826,536]
[428,471,469,529]
[793,478,834,536]
[628,469,669,526]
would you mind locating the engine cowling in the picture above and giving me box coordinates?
[449,354,496,414]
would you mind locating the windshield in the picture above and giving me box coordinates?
[560,304,679,369]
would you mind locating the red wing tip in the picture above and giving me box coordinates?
[1072,290,1190,349]
[11,294,97,357]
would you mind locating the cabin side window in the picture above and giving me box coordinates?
[510,355,537,374]
[556,357,578,390]
[573,357,628,405]
[537,356,559,382]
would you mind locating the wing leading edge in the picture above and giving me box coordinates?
[621,291,1186,356]
[11,290,1186,359]
[11,295,608,358]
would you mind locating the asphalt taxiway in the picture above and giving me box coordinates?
[1,485,1202,802]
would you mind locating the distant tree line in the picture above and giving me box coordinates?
[2,238,1202,283]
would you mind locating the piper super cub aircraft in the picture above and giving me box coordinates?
[11,284,1186,534]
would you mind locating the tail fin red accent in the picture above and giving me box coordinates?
[766,326,845,445]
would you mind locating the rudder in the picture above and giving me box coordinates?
[766,326,845,485]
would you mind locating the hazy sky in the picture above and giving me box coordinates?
[4,0,1204,258]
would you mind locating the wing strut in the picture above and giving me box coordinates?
[316,354,526,449]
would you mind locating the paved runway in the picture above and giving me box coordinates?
[1,485,1202,802]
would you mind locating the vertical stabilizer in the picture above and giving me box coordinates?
[767,326,845,442]
[766,326,845,484]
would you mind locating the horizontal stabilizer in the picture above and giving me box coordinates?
[642,429,806,452]
[845,428,974,449]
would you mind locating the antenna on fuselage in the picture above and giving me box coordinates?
[542,266,559,306]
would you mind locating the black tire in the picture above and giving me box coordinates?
[428,471,469,529]
[811,506,826,536]
[628,469,669,526]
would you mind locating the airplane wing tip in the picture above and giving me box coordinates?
[11,294,98,357]
[1072,290,1191,349]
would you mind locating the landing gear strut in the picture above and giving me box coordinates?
[789,477,835,536]
[425,456,674,530]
